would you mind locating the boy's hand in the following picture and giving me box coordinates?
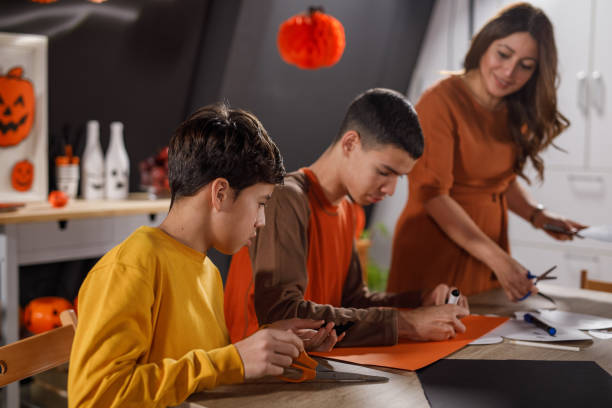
[234,328,303,379]
[421,284,470,309]
[268,318,344,352]
[397,305,469,341]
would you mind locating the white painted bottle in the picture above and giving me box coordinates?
[81,120,105,199]
[105,121,130,199]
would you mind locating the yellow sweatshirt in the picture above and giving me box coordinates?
[68,226,244,408]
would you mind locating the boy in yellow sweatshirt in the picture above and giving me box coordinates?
[68,104,339,407]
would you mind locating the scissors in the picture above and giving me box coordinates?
[542,223,584,239]
[518,265,558,303]
[278,351,388,383]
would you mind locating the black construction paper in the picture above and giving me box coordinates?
[417,359,612,408]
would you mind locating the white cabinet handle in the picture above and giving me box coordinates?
[590,71,605,114]
[577,71,589,114]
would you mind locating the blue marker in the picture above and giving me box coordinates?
[524,313,556,336]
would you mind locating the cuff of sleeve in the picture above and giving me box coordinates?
[387,308,399,346]
[205,344,245,386]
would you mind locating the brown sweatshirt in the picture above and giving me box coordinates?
[224,169,422,347]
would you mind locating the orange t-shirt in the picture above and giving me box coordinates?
[224,169,355,342]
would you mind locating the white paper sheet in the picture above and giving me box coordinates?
[495,313,592,342]
[580,224,612,242]
[588,330,612,340]
[535,310,612,330]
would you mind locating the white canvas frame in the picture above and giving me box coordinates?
[0,32,48,202]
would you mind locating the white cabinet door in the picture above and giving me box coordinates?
[508,170,612,251]
[589,0,612,170]
[528,0,592,169]
[473,0,504,34]
[448,0,471,71]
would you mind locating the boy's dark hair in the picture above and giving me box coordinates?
[168,103,285,205]
[335,88,424,159]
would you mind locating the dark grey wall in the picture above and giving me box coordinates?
[0,0,210,193]
[1,0,434,292]
[191,0,433,172]
[189,0,434,276]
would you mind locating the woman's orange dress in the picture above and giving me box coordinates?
[387,75,518,296]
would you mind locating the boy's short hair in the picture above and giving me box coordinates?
[168,103,285,205]
[336,88,424,159]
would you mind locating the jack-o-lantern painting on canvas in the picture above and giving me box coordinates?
[0,67,36,147]
[11,159,34,192]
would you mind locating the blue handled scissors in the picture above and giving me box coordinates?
[518,265,557,302]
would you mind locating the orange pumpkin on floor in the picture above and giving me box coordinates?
[0,67,35,147]
[24,296,73,334]
[11,159,34,192]
[277,7,346,69]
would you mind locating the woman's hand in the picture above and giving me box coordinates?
[492,254,537,301]
[533,210,587,241]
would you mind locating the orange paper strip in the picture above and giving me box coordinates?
[312,315,508,371]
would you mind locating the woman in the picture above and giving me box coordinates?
[387,2,585,301]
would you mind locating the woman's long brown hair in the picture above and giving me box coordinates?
[464,2,569,183]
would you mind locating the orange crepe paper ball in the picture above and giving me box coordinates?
[277,7,346,69]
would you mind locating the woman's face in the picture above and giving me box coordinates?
[479,31,539,98]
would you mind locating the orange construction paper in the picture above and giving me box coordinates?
[312,315,508,371]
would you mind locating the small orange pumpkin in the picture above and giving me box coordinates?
[11,159,34,192]
[277,7,346,70]
[24,297,73,334]
[0,67,36,147]
[48,190,69,207]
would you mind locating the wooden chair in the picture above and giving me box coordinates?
[0,309,77,387]
[580,270,612,293]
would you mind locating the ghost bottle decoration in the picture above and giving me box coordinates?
[81,120,105,199]
[104,121,129,199]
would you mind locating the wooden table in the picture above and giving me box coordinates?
[0,195,170,407]
[181,283,612,408]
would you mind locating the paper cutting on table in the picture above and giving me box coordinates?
[312,315,508,371]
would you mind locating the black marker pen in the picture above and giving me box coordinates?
[524,313,557,336]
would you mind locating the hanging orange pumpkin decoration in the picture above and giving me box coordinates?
[24,296,73,334]
[11,159,34,192]
[0,67,36,147]
[277,7,346,70]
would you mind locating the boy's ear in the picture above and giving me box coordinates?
[340,130,361,156]
[210,178,231,211]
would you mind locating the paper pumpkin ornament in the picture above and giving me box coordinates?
[277,7,346,69]
[0,67,36,147]
[24,296,73,334]
[11,159,34,192]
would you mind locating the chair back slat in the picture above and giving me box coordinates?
[0,309,76,387]
[581,270,612,293]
